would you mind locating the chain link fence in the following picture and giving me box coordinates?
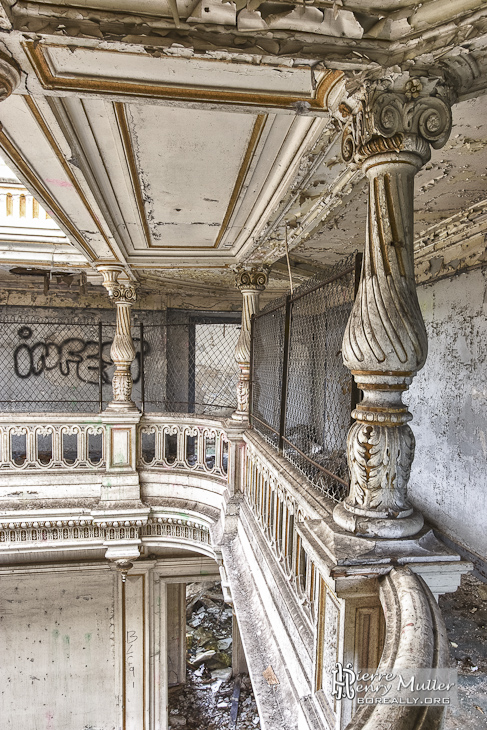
[0,312,240,416]
[250,253,361,502]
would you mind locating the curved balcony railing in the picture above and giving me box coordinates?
[137,414,228,480]
[0,413,229,479]
[0,413,105,470]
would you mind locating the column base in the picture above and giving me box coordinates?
[231,410,249,423]
[105,400,139,413]
[333,501,424,538]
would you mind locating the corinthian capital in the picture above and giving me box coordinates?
[341,76,453,166]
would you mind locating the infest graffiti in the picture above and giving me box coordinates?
[13,326,148,384]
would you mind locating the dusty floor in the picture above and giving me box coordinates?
[168,582,260,730]
[440,573,487,729]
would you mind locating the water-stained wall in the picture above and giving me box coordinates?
[407,267,487,566]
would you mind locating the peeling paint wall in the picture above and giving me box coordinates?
[407,267,487,562]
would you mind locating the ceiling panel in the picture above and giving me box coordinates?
[121,103,259,248]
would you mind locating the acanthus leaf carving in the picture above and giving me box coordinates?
[346,422,415,516]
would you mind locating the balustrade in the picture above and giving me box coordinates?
[138,415,229,479]
[0,414,229,479]
[244,438,321,625]
[0,415,105,470]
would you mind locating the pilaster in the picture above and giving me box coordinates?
[167,583,187,687]
[334,77,454,538]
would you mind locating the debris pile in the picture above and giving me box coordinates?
[168,581,261,730]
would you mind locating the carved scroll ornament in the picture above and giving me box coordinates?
[341,79,452,166]
[0,54,21,102]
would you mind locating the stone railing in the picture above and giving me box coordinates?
[239,428,468,730]
[138,414,229,480]
[0,413,105,470]
[346,567,449,730]
[0,413,230,480]
[243,431,332,629]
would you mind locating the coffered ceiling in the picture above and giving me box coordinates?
[0,0,486,298]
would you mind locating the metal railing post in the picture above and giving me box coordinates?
[98,321,103,412]
[278,294,292,454]
[139,322,145,414]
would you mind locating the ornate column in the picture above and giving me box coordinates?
[98,264,138,412]
[232,266,268,422]
[333,78,453,538]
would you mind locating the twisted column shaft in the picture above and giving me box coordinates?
[333,78,453,538]
[97,265,138,412]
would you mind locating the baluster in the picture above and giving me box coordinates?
[197,428,204,469]
[53,427,62,465]
[177,426,184,465]
[27,426,36,465]
[156,425,163,463]
[0,427,7,465]
[79,427,88,464]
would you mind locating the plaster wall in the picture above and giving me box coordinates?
[407,267,487,562]
[0,567,118,729]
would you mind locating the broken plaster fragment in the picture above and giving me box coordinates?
[262,665,279,686]
[188,0,237,26]
[237,9,267,32]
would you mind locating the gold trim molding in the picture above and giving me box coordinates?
[24,95,120,262]
[23,41,341,111]
[115,103,266,250]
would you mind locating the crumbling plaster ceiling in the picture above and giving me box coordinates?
[266,94,487,276]
[0,0,486,297]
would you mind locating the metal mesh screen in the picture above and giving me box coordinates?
[251,254,359,502]
[0,318,102,412]
[194,322,240,416]
[142,322,167,413]
[165,320,240,416]
[250,298,286,448]
[0,313,240,416]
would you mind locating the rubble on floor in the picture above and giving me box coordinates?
[440,572,487,729]
[168,581,261,730]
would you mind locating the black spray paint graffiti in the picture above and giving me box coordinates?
[13,326,149,384]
